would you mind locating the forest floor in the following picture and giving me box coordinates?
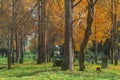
[0,56,120,80]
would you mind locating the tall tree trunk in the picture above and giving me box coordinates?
[15,12,18,63]
[110,0,114,64]
[8,29,12,69]
[37,0,41,64]
[95,41,98,64]
[94,26,98,64]
[42,0,46,63]
[61,0,74,71]
[113,0,118,65]
[12,0,19,63]
[19,36,24,64]
[110,34,114,64]
[15,33,19,63]
[8,0,15,69]
[37,0,46,64]
[79,0,97,71]
[11,0,15,64]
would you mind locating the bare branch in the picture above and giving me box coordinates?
[73,0,75,2]
[93,0,98,5]
[73,17,83,23]
[30,3,38,12]
[73,0,82,8]
[56,0,62,11]
[88,0,98,8]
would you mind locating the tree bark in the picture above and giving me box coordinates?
[37,0,41,64]
[94,26,98,64]
[110,0,114,64]
[19,36,24,64]
[110,31,114,64]
[8,29,12,69]
[94,41,98,64]
[37,0,46,64]
[113,0,118,65]
[61,0,74,71]
[15,32,19,63]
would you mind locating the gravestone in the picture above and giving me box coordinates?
[101,54,108,68]
[53,59,62,67]
[53,49,62,67]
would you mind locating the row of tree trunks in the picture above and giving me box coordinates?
[14,27,24,64]
[111,0,118,65]
[8,0,25,69]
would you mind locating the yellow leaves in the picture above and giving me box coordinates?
[74,0,88,23]
[90,0,112,44]
[75,43,80,51]
[54,39,64,45]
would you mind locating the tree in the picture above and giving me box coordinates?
[94,26,98,64]
[112,0,118,65]
[79,0,97,71]
[110,0,114,64]
[61,0,74,71]
[37,0,46,64]
[8,0,15,69]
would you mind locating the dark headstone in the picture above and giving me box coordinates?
[101,55,108,68]
[53,60,62,67]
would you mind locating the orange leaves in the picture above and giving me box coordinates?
[90,0,112,44]
[75,43,80,51]
[25,0,30,2]
[73,0,114,49]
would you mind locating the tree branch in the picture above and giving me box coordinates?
[88,0,98,8]
[30,3,38,12]
[73,0,75,2]
[57,0,62,11]
[73,0,82,8]
[73,17,83,23]
[93,0,98,5]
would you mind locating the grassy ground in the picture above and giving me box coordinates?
[0,57,120,80]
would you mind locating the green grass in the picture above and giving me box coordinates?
[0,57,120,80]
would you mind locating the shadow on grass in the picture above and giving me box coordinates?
[15,68,60,77]
[0,67,6,69]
